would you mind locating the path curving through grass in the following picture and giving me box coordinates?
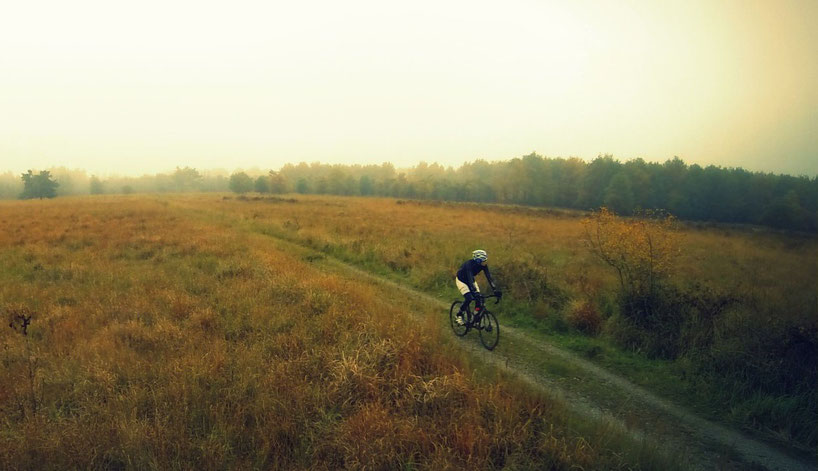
[252,220,815,471]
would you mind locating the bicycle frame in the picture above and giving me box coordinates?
[467,293,501,326]
[450,293,501,350]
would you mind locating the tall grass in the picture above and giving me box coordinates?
[187,194,817,449]
[0,196,673,469]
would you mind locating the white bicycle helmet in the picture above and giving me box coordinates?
[472,249,488,262]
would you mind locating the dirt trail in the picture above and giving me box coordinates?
[177,203,815,471]
[331,261,813,470]
[282,248,814,471]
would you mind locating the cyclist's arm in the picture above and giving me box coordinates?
[484,265,497,291]
[465,271,478,294]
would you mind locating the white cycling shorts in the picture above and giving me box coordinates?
[455,277,480,296]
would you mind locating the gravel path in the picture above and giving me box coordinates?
[303,247,815,471]
[179,202,814,471]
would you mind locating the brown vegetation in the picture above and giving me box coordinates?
[0,196,663,469]
[175,193,816,449]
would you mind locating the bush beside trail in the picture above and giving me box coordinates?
[204,194,817,451]
[584,208,816,448]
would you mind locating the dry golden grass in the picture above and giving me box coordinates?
[0,196,666,469]
[178,193,816,447]
[191,194,816,315]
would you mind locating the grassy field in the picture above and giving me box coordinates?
[1,196,682,470]
[171,193,817,450]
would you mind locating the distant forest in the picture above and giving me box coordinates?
[2,154,816,231]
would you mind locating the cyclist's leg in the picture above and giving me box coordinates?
[475,290,484,310]
[455,277,480,318]
[455,278,475,313]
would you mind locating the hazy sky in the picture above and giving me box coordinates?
[1,0,816,177]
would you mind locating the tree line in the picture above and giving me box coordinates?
[0,166,233,199]
[5,155,816,231]
[275,155,818,231]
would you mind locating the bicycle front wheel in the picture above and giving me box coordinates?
[478,310,499,350]
[450,301,468,337]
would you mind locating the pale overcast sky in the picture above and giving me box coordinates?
[1,0,816,176]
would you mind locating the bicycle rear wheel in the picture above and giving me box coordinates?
[478,310,499,350]
[450,301,468,337]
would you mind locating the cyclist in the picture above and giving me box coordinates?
[455,249,501,325]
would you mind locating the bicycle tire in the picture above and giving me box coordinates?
[478,310,499,350]
[450,301,468,337]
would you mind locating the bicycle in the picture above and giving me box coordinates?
[449,293,501,350]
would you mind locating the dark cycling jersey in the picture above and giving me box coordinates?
[456,259,496,294]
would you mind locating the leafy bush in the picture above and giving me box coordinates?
[603,278,817,446]
[584,208,685,357]
[492,258,569,311]
[603,285,685,358]
[565,300,602,335]
[605,281,738,359]
[686,304,817,447]
[583,207,680,298]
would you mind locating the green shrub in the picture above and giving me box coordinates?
[609,283,738,360]
[492,259,569,311]
[565,300,602,335]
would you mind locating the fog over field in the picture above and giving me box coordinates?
[1,0,816,176]
[1,3,817,468]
